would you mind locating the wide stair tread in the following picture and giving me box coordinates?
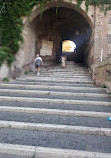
[0,61,111,158]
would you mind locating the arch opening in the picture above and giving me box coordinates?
[30,5,93,66]
[62,40,76,53]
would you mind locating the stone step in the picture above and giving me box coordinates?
[41,69,88,72]
[16,78,92,84]
[39,71,90,75]
[23,76,91,81]
[8,81,95,87]
[0,143,35,158]
[0,126,111,153]
[45,69,89,71]
[0,153,27,158]
[0,88,109,97]
[0,108,110,128]
[40,70,89,74]
[40,67,89,71]
[25,74,91,78]
[59,64,84,66]
[0,89,110,102]
[0,62,110,158]
[0,153,28,158]
[0,106,110,118]
[41,65,88,69]
[0,96,110,106]
[40,67,88,72]
[0,83,106,94]
[0,100,111,113]
[0,120,111,136]
[18,77,91,82]
[1,143,111,158]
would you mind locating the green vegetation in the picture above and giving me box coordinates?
[24,70,29,74]
[2,77,9,82]
[77,0,111,13]
[0,47,14,66]
[0,0,111,67]
[102,84,107,88]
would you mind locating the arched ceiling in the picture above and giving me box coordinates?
[31,7,92,63]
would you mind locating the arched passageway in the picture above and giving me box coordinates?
[31,6,92,65]
[21,0,93,69]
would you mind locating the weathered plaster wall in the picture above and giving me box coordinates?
[10,18,36,77]
[22,20,36,67]
[94,9,111,64]
[94,59,111,86]
[0,62,10,80]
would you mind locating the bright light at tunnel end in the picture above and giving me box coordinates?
[62,40,76,52]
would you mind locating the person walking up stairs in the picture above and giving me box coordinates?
[34,54,43,75]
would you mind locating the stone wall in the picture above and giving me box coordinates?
[94,59,111,86]
[94,9,111,64]
[9,18,36,77]
[22,21,36,69]
[0,62,10,80]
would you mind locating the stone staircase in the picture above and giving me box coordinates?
[0,61,111,158]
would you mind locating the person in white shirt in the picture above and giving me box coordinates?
[60,55,66,68]
[34,54,43,75]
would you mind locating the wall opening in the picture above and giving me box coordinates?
[62,40,76,52]
[30,4,93,66]
[62,40,76,60]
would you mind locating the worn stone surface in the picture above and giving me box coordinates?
[94,9,111,64]
[0,154,28,158]
[0,61,111,157]
[95,59,111,85]
[0,62,9,80]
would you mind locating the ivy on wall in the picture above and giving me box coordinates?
[77,0,111,13]
[0,0,35,66]
[0,0,111,67]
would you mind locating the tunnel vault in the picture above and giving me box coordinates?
[22,1,94,68]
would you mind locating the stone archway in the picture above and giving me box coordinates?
[0,0,111,84]
[21,0,94,70]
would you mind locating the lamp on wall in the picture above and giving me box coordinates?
[75,31,79,36]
